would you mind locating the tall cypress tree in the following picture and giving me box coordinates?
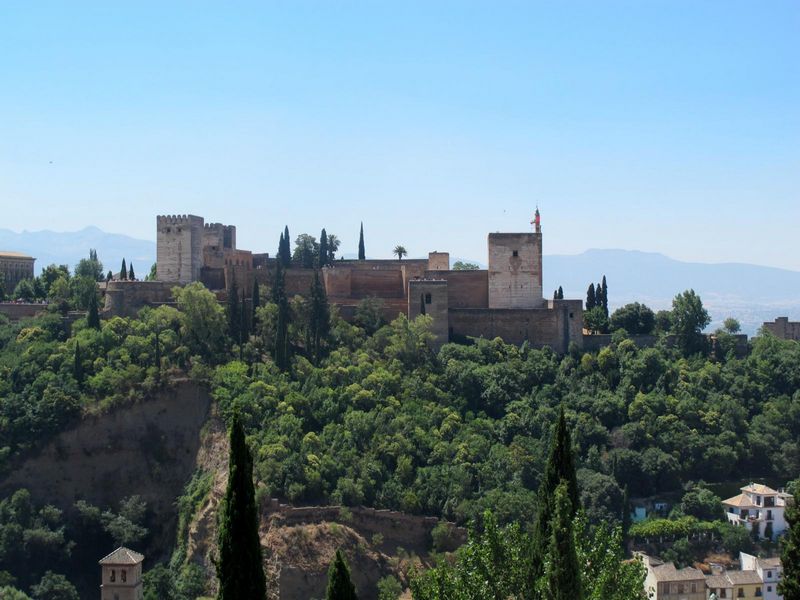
[282,226,292,267]
[326,549,358,600]
[528,407,579,594]
[319,228,329,268]
[216,413,267,600]
[358,222,365,260]
[543,482,582,600]
[87,290,101,330]
[780,488,800,600]
[557,286,564,300]
[272,262,290,370]
[277,232,285,264]
[128,262,135,280]
[252,279,260,323]
[308,270,331,364]
[120,258,127,280]
[586,283,595,310]
[227,279,240,343]
[600,275,609,316]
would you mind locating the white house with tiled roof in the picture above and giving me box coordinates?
[99,547,144,600]
[722,483,790,540]
[740,552,783,600]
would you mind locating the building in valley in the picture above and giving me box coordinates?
[722,483,790,540]
[740,553,783,600]
[0,251,35,294]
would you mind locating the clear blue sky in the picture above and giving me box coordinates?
[1,1,798,268]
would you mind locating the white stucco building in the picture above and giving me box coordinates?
[722,483,790,540]
[740,552,783,600]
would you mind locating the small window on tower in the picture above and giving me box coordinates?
[425,293,432,304]
[512,250,519,257]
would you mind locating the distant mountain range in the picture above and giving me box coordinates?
[0,227,156,278]
[3,229,798,335]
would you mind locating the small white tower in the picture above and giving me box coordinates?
[99,547,144,600]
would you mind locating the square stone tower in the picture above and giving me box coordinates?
[487,232,543,308]
[156,214,204,283]
[99,547,144,600]
[408,279,449,349]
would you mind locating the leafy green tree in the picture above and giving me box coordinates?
[654,309,673,333]
[609,303,655,335]
[106,270,113,282]
[0,587,32,599]
[780,488,800,599]
[586,283,596,310]
[75,249,104,282]
[393,245,408,260]
[12,279,36,302]
[30,571,79,600]
[143,563,175,600]
[677,485,723,521]
[326,549,358,600]
[327,233,341,262]
[583,306,608,334]
[173,282,227,361]
[723,317,741,334]
[452,261,480,271]
[358,222,365,260]
[293,234,318,268]
[120,258,127,280]
[377,575,402,600]
[73,342,83,384]
[672,289,710,356]
[216,413,266,600]
[319,228,329,268]
[354,297,386,335]
[146,263,157,281]
[543,482,582,600]
[309,270,331,364]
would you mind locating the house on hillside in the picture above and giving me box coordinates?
[639,553,706,600]
[722,483,790,540]
[705,568,763,600]
[740,553,783,600]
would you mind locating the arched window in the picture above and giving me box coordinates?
[110,569,116,582]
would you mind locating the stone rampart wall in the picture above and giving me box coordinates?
[427,270,488,308]
[449,307,574,352]
[104,281,176,318]
[351,270,404,299]
[0,303,49,321]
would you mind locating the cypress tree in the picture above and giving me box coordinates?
[319,228,329,268]
[120,258,127,280]
[557,286,564,300]
[277,232,285,264]
[73,341,83,383]
[308,270,330,364]
[272,262,290,370]
[780,489,800,600]
[420,294,426,316]
[543,482,582,600]
[601,275,608,316]
[326,549,358,600]
[554,289,558,301]
[87,290,101,330]
[528,407,579,593]
[106,270,113,282]
[282,226,292,267]
[128,262,135,280]
[252,279,260,323]
[216,413,267,600]
[227,279,240,343]
[358,222,365,260]
[586,283,595,310]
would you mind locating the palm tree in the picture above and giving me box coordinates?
[327,234,341,262]
[393,245,407,260]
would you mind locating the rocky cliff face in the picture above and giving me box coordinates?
[0,380,211,556]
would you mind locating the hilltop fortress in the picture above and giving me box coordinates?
[105,213,583,352]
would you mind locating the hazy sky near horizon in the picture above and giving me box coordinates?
[1,2,798,269]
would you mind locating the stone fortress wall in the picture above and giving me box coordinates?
[109,213,585,353]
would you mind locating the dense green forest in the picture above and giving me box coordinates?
[1,255,800,597]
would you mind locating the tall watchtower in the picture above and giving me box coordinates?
[487,211,544,308]
[156,214,204,283]
[99,547,144,600]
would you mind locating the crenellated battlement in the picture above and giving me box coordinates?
[157,214,204,226]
